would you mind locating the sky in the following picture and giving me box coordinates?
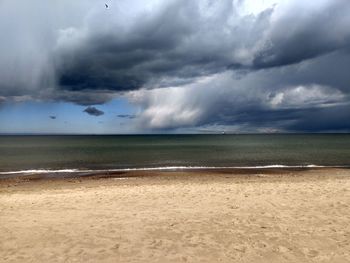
[0,0,350,134]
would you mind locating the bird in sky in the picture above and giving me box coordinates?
[105,3,109,9]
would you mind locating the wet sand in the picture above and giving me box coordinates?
[1,168,350,262]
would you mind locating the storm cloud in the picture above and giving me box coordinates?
[83,106,104,116]
[1,0,350,132]
[54,0,350,95]
[117,114,136,119]
[129,50,350,132]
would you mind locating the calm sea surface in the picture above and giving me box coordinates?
[0,134,350,173]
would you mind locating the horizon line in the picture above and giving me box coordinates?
[0,132,350,136]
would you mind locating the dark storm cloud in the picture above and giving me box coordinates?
[1,0,350,132]
[117,114,136,119]
[48,90,116,106]
[54,1,210,94]
[83,106,104,116]
[288,104,350,132]
[2,0,350,99]
[252,1,350,68]
[0,0,92,103]
[53,0,350,98]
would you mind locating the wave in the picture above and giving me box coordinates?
[1,164,349,175]
[0,169,84,175]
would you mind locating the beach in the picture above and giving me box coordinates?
[1,168,350,262]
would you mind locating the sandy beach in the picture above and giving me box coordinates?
[1,168,350,262]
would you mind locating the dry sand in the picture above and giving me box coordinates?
[1,168,350,262]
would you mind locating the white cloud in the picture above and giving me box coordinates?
[268,85,345,109]
[237,0,278,16]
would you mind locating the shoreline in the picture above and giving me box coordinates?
[1,166,349,182]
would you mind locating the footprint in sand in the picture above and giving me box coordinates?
[306,249,319,258]
[112,243,120,250]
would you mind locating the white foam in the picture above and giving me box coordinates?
[0,169,85,175]
[0,164,345,175]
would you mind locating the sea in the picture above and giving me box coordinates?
[0,134,350,177]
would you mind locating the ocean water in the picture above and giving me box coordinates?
[0,134,350,174]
